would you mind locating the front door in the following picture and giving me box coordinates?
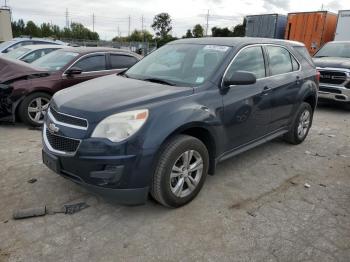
[222,45,273,151]
[61,54,109,89]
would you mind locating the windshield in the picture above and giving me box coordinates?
[126,43,232,86]
[314,43,350,58]
[3,47,30,59]
[32,50,79,71]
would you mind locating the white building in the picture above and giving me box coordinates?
[0,8,12,42]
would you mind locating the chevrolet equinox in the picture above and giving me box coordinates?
[42,38,318,208]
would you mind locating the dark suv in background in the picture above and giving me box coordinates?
[0,47,141,126]
[313,41,350,109]
[42,38,318,208]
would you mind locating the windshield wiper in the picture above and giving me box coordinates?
[117,69,129,78]
[142,78,176,86]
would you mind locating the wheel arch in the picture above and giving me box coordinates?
[156,123,218,175]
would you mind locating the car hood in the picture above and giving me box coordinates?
[52,74,194,122]
[0,56,49,84]
[313,57,350,69]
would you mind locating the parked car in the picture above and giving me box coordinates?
[0,47,142,126]
[313,41,350,108]
[2,44,67,63]
[0,37,66,54]
[42,38,318,207]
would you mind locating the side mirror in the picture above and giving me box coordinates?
[223,71,257,87]
[66,67,83,76]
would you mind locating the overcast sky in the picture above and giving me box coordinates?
[3,0,349,40]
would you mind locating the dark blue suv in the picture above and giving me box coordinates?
[42,38,318,207]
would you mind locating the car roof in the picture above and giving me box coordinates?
[59,46,141,57]
[12,37,66,45]
[170,37,305,47]
[16,44,67,51]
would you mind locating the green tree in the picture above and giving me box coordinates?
[40,23,52,37]
[152,13,172,39]
[184,29,193,38]
[25,21,40,37]
[232,19,246,37]
[192,24,204,38]
[211,27,233,37]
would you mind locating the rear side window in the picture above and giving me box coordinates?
[110,54,138,69]
[226,46,266,79]
[74,55,107,72]
[266,46,293,75]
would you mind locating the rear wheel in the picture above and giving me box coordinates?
[283,102,313,145]
[19,92,51,127]
[151,135,209,208]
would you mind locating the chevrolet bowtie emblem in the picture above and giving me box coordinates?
[48,123,59,133]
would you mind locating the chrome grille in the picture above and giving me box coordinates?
[50,107,88,128]
[45,127,80,154]
[319,71,347,85]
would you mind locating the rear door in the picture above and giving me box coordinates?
[61,53,108,89]
[222,45,272,150]
[263,45,301,132]
[108,53,139,72]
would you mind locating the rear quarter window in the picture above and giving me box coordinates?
[293,46,315,67]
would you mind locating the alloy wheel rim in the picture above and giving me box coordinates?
[297,109,311,139]
[28,97,50,124]
[170,150,203,198]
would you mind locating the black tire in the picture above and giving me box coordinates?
[18,92,51,127]
[283,102,313,145]
[151,135,209,208]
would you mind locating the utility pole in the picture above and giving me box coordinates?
[128,15,131,37]
[205,9,209,36]
[65,8,69,28]
[141,15,145,42]
[92,13,95,32]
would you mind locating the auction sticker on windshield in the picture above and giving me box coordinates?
[204,45,230,52]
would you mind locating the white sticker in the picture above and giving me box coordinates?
[196,77,205,83]
[204,45,230,52]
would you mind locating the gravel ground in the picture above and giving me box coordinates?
[0,105,349,262]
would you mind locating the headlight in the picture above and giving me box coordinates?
[91,109,149,142]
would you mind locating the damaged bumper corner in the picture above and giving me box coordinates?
[0,84,18,122]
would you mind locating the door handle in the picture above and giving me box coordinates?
[261,86,271,95]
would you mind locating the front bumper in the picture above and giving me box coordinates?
[42,120,156,205]
[318,84,350,103]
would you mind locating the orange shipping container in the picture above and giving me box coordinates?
[285,11,337,55]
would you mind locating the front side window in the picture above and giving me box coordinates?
[266,46,293,75]
[22,49,48,63]
[32,50,79,71]
[126,43,232,86]
[74,55,107,72]
[225,46,266,79]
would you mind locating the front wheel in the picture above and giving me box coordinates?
[19,92,51,127]
[151,135,209,208]
[283,102,313,145]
